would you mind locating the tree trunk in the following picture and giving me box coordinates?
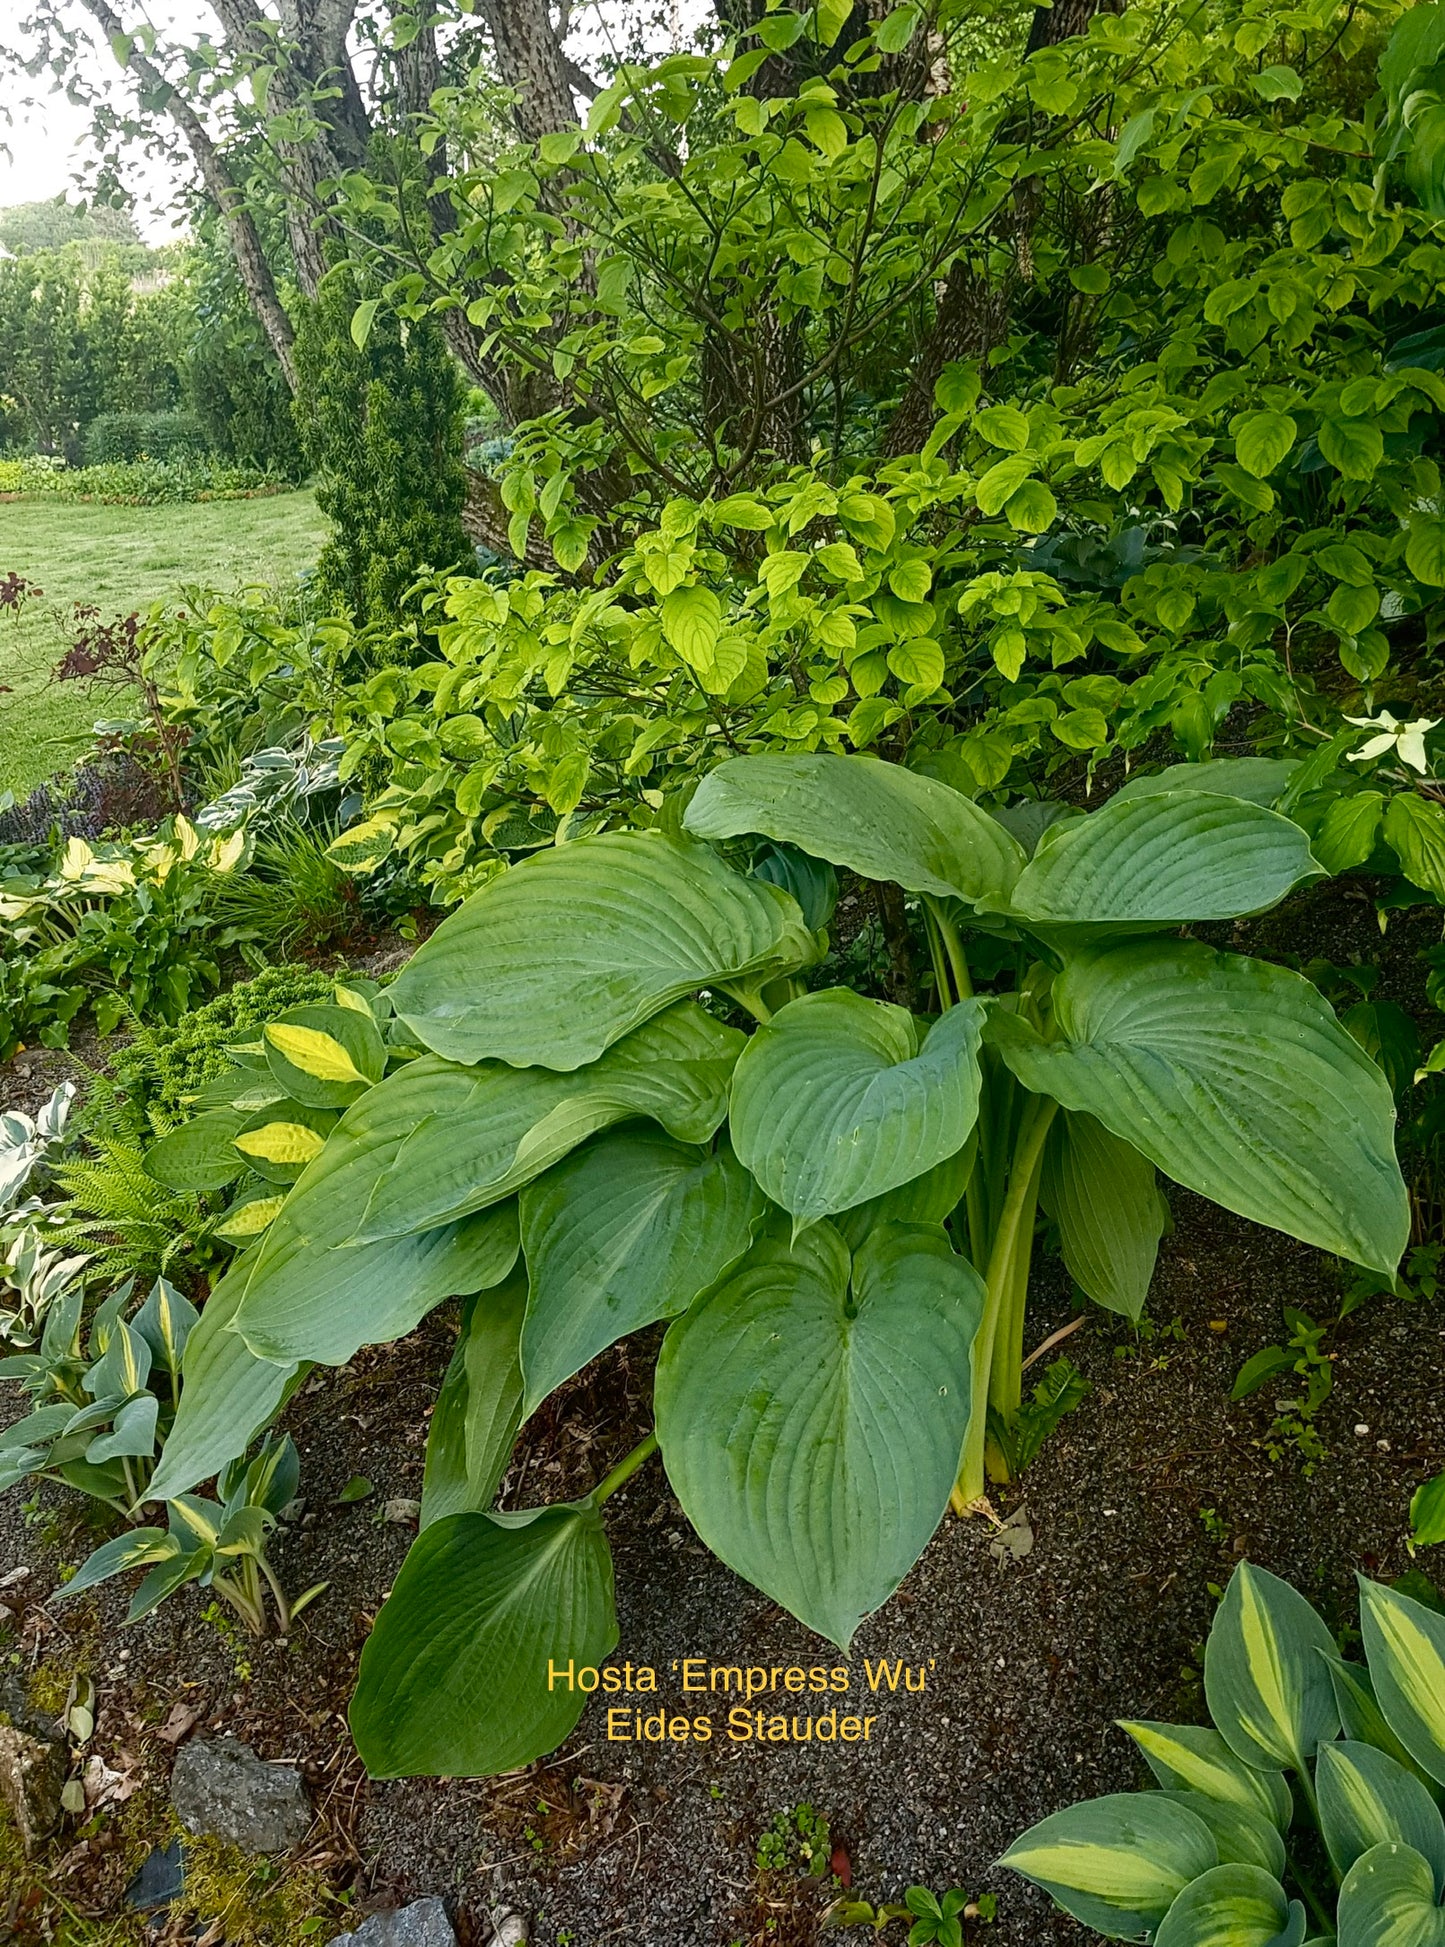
[77,0,298,390]
[478,0,578,142]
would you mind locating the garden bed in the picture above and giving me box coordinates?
[3,885,1442,1947]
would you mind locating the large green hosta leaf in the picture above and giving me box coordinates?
[1005,792,1321,927]
[354,1003,742,1243]
[989,940,1408,1277]
[1112,759,1298,808]
[146,1256,306,1501]
[1338,1842,1445,1947]
[654,1220,983,1647]
[420,1274,526,1527]
[388,833,814,1069]
[1203,1562,1340,1775]
[729,992,985,1223]
[1318,1741,1445,1889]
[1039,1111,1168,1320]
[1358,1577,1445,1786]
[1153,1864,1302,1947]
[233,1203,520,1365]
[684,752,1026,906]
[999,1793,1219,1940]
[519,1130,764,1416]
[350,1503,616,1778]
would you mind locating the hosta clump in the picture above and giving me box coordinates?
[141,753,1406,1780]
[1003,1559,1445,1947]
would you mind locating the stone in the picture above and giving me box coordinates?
[328,1897,457,1947]
[124,1839,186,1911]
[0,1680,68,1855]
[170,1737,310,1853]
[489,1913,528,1947]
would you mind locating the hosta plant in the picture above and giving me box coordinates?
[1003,1560,1445,1947]
[142,752,1404,1778]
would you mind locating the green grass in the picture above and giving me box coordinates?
[0,491,328,799]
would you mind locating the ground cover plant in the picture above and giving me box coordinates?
[1003,1559,1445,1946]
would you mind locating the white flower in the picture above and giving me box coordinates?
[1345,710,1440,773]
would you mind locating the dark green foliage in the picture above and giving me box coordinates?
[83,411,207,465]
[294,264,470,627]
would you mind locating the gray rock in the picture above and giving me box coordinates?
[170,1737,310,1853]
[328,1897,457,1947]
[489,1913,528,1947]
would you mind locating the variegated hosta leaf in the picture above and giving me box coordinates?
[1163,1794,1287,1878]
[998,1792,1219,1940]
[1039,1111,1168,1320]
[420,1275,526,1528]
[350,1504,617,1778]
[683,751,1027,907]
[1119,1721,1293,1831]
[232,1203,520,1366]
[388,833,816,1069]
[351,1004,741,1245]
[1358,1576,1445,1787]
[1203,1562,1340,1774]
[728,991,985,1223]
[146,1254,306,1501]
[1318,1741,1445,1890]
[1004,791,1321,927]
[655,1221,983,1648]
[1338,1842,1445,1947]
[518,1129,764,1416]
[989,940,1409,1277]
[233,1103,336,1184]
[1154,1863,1302,1947]
[1322,1651,1436,1787]
[263,1003,387,1108]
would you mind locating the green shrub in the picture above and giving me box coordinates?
[83,410,207,465]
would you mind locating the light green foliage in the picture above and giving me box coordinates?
[1005,1561,1445,1944]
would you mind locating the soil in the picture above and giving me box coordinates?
[2,886,1444,1947]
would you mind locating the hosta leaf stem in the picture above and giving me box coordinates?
[591,1429,659,1507]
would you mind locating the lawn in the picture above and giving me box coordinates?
[0,491,328,799]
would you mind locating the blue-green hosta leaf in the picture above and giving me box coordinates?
[86,1393,160,1465]
[1119,1721,1293,1831]
[1040,1111,1168,1321]
[1111,759,1298,808]
[1153,1863,1302,1947]
[684,752,1026,907]
[132,1277,199,1385]
[1359,1576,1445,1786]
[350,1504,617,1778]
[998,1792,1219,1940]
[263,1003,387,1109]
[1004,792,1321,927]
[146,1255,305,1502]
[519,1130,764,1416]
[1203,1562,1341,1774]
[728,992,985,1224]
[1322,1651,1437,1786]
[389,833,814,1069]
[1338,1843,1445,1947]
[54,1526,179,1602]
[1319,1741,1445,1890]
[988,940,1408,1277]
[331,1004,741,1247]
[832,1140,976,1251]
[654,1221,983,1647]
[420,1275,526,1528]
[233,1203,519,1366]
[1163,1795,1287,1878]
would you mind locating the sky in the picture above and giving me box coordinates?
[0,1,710,244]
